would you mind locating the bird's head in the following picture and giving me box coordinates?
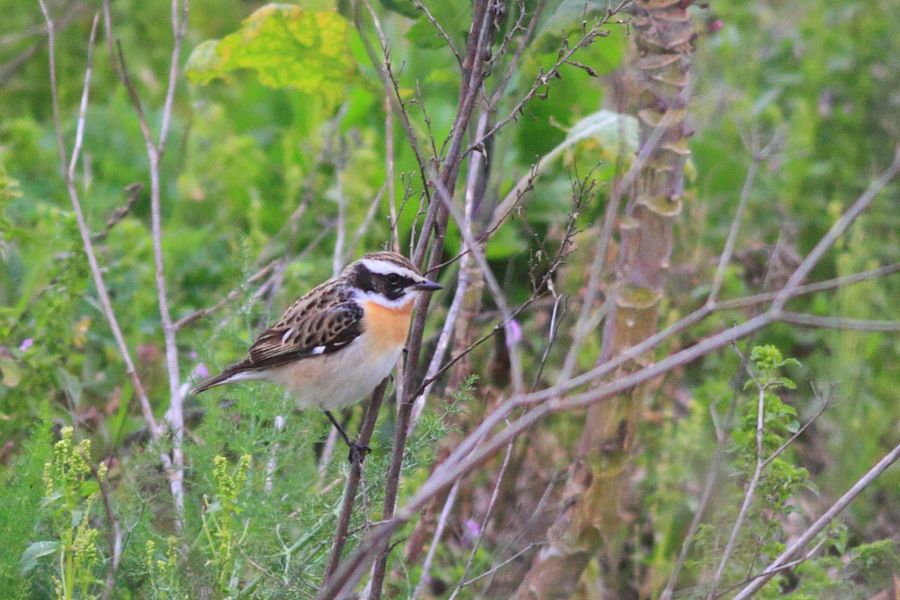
[346,251,442,307]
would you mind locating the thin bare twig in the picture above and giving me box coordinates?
[174,259,281,330]
[354,0,432,210]
[90,183,143,242]
[263,414,286,495]
[461,542,542,587]
[447,436,516,600]
[409,110,490,433]
[705,371,767,599]
[38,3,160,439]
[385,98,400,253]
[488,0,542,107]
[429,170,526,394]
[104,0,191,528]
[333,133,349,276]
[93,465,123,600]
[344,183,387,263]
[716,263,900,310]
[713,536,829,599]
[771,146,900,310]
[707,130,784,304]
[777,312,900,332]
[471,2,630,153]
[410,481,461,600]
[323,381,389,581]
[761,390,830,470]
[158,0,189,153]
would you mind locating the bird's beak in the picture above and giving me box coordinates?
[413,279,443,292]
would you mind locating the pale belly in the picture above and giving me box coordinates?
[262,333,403,410]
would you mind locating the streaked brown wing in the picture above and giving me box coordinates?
[236,282,363,371]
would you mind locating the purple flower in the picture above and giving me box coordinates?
[463,518,481,545]
[196,363,209,379]
[505,320,522,348]
[19,338,33,352]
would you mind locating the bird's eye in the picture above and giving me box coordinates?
[386,273,402,286]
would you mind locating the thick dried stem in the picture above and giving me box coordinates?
[513,2,696,596]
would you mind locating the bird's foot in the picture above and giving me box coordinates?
[347,440,371,465]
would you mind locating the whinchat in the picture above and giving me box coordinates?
[191,251,441,460]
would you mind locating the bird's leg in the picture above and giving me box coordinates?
[324,410,370,464]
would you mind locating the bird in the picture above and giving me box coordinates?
[191,251,442,462]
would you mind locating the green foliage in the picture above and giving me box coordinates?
[0,0,896,597]
[143,537,188,600]
[27,427,104,599]
[186,3,359,108]
[652,346,895,599]
[201,454,252,594]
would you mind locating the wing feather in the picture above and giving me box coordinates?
[245,300,363,369]
[192,281,363,393]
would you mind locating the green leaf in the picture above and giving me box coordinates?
[405,2,469,50]
[485,224,527,260]
[773,376,797,390]
[56,368,82,406]
[565,109,638,158]
[186,3,358,108]
[536,0,610,42]
[19,540,58,575]
[379,0,420,19]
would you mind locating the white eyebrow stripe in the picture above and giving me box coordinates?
[359,259,421,281]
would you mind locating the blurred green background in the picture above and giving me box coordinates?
[0,0,897,597]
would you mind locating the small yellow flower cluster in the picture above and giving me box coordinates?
[212,454,251,514]
[42,426,93,500]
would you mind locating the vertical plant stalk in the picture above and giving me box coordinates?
[364,1,499,597]
[104,0,190,528]
[401,111,490,570]
[323,380,389,581]
[705,378,767,598]
[514,1,696,597]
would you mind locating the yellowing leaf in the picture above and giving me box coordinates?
[186,4,357,107]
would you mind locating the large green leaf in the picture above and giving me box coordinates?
[186,3,358,107]
[564,109,638,160]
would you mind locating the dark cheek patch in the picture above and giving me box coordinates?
[382,279,404,300]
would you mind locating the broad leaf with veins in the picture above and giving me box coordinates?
[186,3,357,107]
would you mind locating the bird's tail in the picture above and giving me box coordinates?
[190,366,257,395]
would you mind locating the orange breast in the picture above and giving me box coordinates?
[364,299,414,349]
